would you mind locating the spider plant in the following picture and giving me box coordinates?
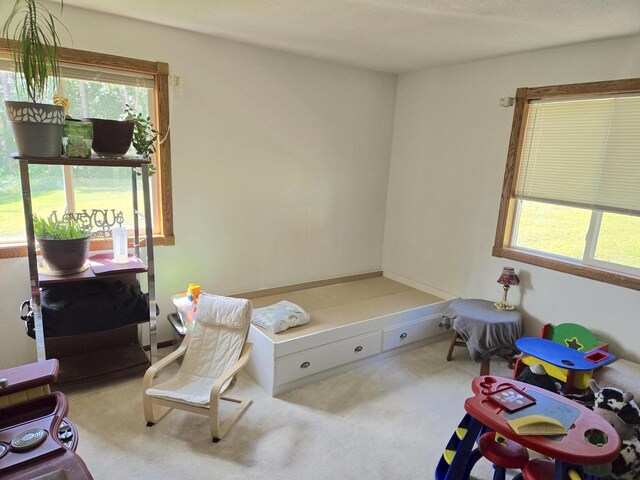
[33,214,90,240]
[2,0,67,103]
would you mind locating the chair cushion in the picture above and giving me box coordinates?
[195,294,252,328]
[251,301,310,333]
[146,372,215,407]
[147,294,252,406]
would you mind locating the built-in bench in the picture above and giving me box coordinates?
[244,274,455,395]
[594,359,640,399]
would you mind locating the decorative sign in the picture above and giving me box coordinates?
[47,209,125,238]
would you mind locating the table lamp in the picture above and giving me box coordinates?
[494,266,519,310]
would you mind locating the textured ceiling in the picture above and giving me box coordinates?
[63,0,640,73]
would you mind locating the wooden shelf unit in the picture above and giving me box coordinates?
[11,154,150,167]
[38,258,148,285]
[12,153,158,385]
[47,325,150,388]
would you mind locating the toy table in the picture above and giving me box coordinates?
[516,337,615,392]
[436,376,621,480]
[516,338,614,371]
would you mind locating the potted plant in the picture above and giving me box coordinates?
[123,104,159,174]
[82,116,134,156]
[2,0,67,157]
[33,214,91,275]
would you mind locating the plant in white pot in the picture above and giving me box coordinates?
[2,0,68,157]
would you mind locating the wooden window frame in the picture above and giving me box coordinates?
[493,77,640,291]
[0,43,174,259]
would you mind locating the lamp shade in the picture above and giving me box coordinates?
[497,267,519,286]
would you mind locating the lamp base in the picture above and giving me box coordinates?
[494,301,515,311]
[494,284,516,311]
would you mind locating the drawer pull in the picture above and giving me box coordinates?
[400,333,408,339]
[354,346,363,352]
[300,361,311,369]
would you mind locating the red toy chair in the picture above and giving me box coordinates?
[521,458,555,479]
[478,432,529,480]
[516,458,583,480]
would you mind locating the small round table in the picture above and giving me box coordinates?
[442,299,523,374]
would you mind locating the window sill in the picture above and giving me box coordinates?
[492,246,640,291]
[0,234,175,260]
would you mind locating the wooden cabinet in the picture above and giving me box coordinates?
[13,154,157,386]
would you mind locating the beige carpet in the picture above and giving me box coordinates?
[64,337,513,479]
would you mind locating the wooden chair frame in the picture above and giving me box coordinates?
[143,333,253,442]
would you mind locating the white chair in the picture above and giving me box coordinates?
[143,294,253,442]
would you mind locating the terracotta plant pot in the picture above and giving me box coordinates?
[83,118,134,156]
[37,236,91,275]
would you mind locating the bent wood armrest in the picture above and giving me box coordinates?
[143,333,192,390]
[210,343,253,402]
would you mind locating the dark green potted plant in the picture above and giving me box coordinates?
[123,104,159,174]
[2,0,67,157]
[33,214,91,275]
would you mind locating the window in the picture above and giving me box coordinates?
[493,78,640,290]
[0,45,174,257]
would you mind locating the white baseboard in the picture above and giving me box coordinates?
[383,271,458,301]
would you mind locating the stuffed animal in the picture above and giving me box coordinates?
[589,379,640,480]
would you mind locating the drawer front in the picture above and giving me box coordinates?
[275,331,382,385]
[382,317,442,351]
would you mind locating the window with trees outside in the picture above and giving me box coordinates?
[493,78,640,291]
[0,46,173,258]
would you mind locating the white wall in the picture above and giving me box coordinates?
[383,36,640,362]
[0,5,397,369]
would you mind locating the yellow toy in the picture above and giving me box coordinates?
[187,283,201,303]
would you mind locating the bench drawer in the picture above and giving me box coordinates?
[274,331,382,385]
[382,317,442,351]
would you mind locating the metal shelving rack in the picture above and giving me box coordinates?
[13,154,157,382]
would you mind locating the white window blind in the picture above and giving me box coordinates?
[515,95,640,215]
[0,58,154,88]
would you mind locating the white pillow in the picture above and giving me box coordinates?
[251,300,310,334]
